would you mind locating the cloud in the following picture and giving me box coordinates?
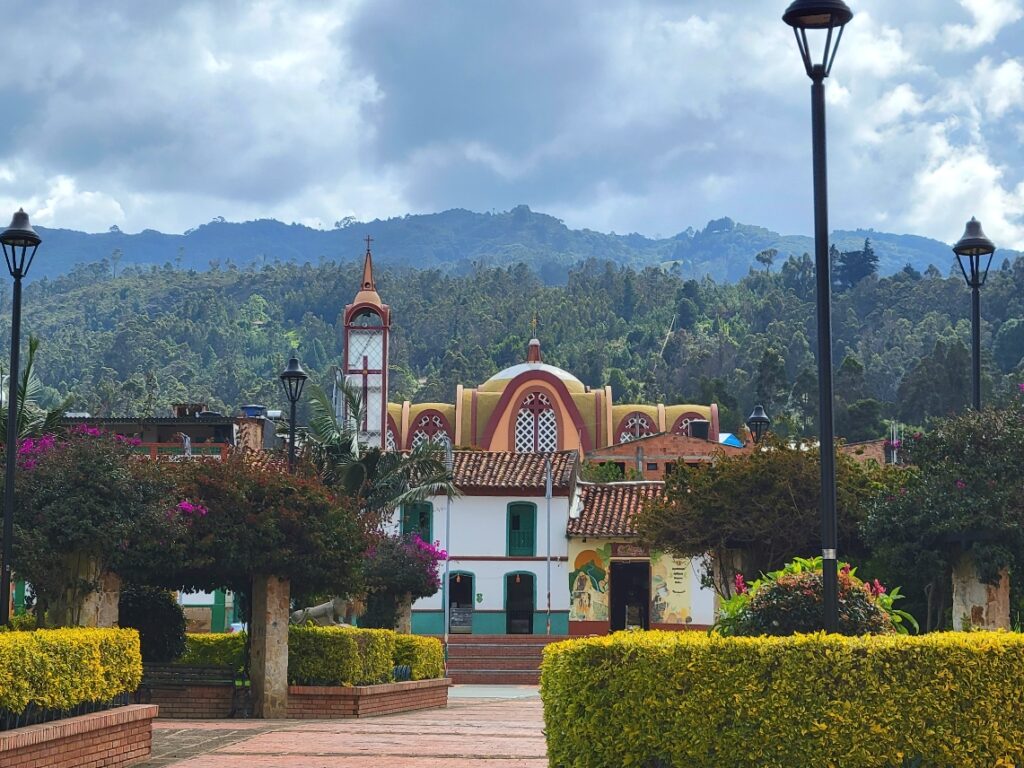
[973,57,1024,117]
[944,0,1023,49]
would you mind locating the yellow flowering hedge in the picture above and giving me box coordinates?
[177,632,246,672]
[0,628,141,714]
[394,635,444,680]
[541,630,1024,768]
[289,626,395,686]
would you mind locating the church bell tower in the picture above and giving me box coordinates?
[339,236,390,449]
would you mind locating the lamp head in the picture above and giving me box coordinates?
[746,404,771,445]
[279,354,309,404]
[952,217,995,257]
[783,0,854,79]
[0,209,41,278]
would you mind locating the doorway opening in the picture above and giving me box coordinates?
[448,572,474,634]
[610,561,650,632]
[505,573,534,634]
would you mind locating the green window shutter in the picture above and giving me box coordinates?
[508,503,536,556]
[401,502,433,540]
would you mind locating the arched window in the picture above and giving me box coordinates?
[514,392,558,452]
[408,411,452,451]
[671,412,705,436]
[617,412,656,443]
[400,501,433,541]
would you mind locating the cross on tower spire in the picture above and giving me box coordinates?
[364,234,373,253]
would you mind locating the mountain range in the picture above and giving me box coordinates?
[28,206,1019,284]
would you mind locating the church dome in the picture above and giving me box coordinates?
[478,338,586,393]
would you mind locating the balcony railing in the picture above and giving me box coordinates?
[130,443,231,460]
[508,529,535,557]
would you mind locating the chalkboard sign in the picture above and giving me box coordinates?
[450,607,473,633]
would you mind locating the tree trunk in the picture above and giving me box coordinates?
[395,592,413,634]
[951,551,1009,630]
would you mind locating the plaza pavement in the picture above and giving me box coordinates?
[137,685,547,767]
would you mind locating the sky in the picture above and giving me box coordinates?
[0,0,1022,247]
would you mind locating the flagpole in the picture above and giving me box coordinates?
[443,443,453,672]
[545,456,552,636]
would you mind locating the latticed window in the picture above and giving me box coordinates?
[619,412,655,443]
[385,428,397,452]
[672,413,703,436]
[410,412,451,450]
[514,392,558,452]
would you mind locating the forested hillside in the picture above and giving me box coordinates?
[9,249,1024,441]
[29,206,1019,284]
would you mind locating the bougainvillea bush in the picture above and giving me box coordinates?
[124,453,367,599]
[716,556,917,637]
[360,533,447,629]
[9,426,171,625]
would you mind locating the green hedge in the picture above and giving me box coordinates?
[0,628,142,714]
[394,635,444,680]
[289,626,394,686]
[541,630,1024,768]
[178,627,399,686]
[177,632,246,672]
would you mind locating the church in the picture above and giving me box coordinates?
[337,242,726,640]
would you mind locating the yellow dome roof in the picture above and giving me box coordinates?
[480,362,586,394]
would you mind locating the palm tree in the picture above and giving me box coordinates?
[302,381,458,528]
[0,336,69,442]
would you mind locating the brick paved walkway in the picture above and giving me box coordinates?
[137,689,547,767]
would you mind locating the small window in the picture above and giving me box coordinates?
[400,502,432,541]
[507,503,536,557]
[647,462,658,471]
[614,462,627,475]
[664,462,677,477]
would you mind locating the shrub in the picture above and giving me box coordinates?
[361,534,446,629]
[176,633,246,673]
[288,626,395,686]
[541,630,1024,768]
[393,635,444,680]
[0,628,141,714]
[717,557,917,637]
[119,585,187,662]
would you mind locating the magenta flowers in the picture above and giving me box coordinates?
[176,500,209,517]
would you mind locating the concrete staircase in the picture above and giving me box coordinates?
[442,635,571,685]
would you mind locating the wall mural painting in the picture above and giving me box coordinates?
[650,550,692,626]
[569,544,610,621]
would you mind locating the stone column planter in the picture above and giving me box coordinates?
[951,551,1009,630]
[250,575,290,718]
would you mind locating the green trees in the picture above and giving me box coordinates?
[635,438,885,597]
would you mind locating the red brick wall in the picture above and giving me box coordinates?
[286,679,450,719]
[0,704,157,768]
[142,683,235,719]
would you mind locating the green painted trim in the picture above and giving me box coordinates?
[534,611,569,635]
[472,611,506,634]
[412,612,444,634]
[506,502,537,556]
[211,590,226,633]
[13,580,25,614]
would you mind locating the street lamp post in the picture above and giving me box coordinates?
[953,217,995,411]
[0,210,41,626]
[746,405,771,445]
[783,0,853,633]
[279,354,308,473]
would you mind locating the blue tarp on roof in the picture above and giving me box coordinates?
[719,432,744,448]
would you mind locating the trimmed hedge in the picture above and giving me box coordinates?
[394,635,444,681]
[177,632,246,673]
[289,626,394,686]
[541,630,1024,768]
[178,627,403,686]
[0,628,142,714]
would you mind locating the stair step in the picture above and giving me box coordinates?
[446,657,541,671]
[449,671,541,685]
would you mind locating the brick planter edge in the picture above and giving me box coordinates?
[287,677,451,718]
[0,703,158,768]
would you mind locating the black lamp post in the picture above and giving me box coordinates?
[279,354,308,473]
[0,210,40,625]
[784,0,852,633]
[953,217,995,411]
[746,405,771,445]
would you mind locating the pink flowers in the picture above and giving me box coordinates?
[866,579,886,597]
[72,424,104,437]
[734,573,748,595]
[114,434,142,447]
[1018,382,1024,393]
[955,479,967,490]
[176,500,209,517]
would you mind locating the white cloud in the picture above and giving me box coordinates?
[973,57,1024,117]
[944,0,1023,49]
[0,175,126,232]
